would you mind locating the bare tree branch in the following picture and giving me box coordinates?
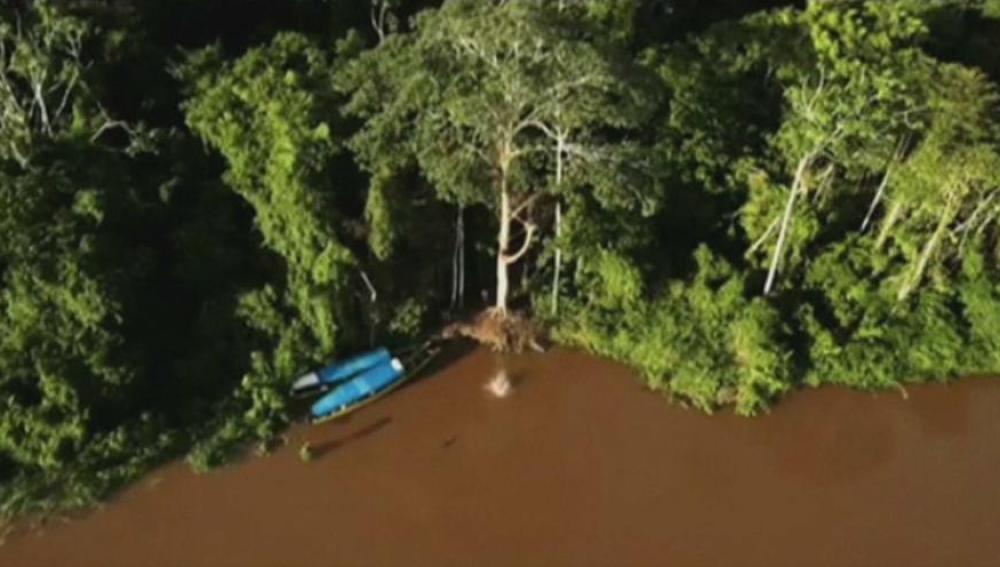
[502,221,536,265]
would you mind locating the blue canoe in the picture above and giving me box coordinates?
[291,347,390,396]
[309,346,440,423]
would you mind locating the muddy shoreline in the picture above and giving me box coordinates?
[3,348,999,567]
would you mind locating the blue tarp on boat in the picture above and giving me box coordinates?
[310,358,405,421]
[291,347,391,395]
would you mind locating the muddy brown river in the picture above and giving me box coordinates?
[2,347,999,567]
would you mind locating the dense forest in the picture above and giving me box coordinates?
[2,0,1000,518]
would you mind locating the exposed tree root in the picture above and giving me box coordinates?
[440,308,546,353]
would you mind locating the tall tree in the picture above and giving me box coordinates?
[341,0,659,315]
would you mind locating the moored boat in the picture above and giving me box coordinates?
[309,346,439,423]
[291,347,391,397]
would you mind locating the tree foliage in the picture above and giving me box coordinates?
[179,33,362,464]
[554,0,1000,415]
[341,0,660,312]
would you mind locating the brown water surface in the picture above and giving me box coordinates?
[2,348,1000,567]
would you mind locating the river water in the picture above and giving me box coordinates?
[2,348,999,567]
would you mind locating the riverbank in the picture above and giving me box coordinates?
[2,347,999,566]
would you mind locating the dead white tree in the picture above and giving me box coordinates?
[763,153,824,296]
[0,8,86,166]
[370,0,392,45]
[896,191,957,302]
[861,140,907,233]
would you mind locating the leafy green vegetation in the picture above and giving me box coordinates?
[2,0,1000,517]
[555,247,793,416]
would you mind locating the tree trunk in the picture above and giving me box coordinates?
[861,166,892,233]
[458,209,465,306]
[551,136,564,316]
[876,201,904,251]
[496,184,511,314]
[897,201,952,302]
[551,201,562,315]
[763,155,812,296]
[451,206,465,309]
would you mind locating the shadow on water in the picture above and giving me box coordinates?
[311,416,393,459]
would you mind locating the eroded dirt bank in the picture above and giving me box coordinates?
[3,348,1000,567]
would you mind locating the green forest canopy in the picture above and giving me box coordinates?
[2,0,1000,517]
